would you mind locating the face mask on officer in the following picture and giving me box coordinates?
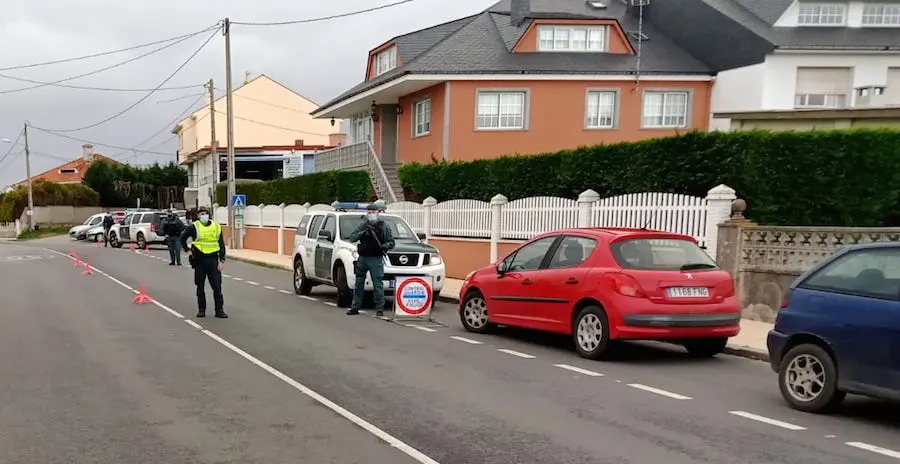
[199,214,210,224]
[366,213,378,222]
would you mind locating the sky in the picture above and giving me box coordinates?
[0,0,496,188]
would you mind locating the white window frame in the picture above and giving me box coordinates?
[537,25,608,52]
[862,4,900,26]
[797,3,847,26]
[475,90,528,131]
[413,98,431,137]
[374,46,397,76]
[641,90,690,129]
[794,93,847,108]
[584,89,618,129]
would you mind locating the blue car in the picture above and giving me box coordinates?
[767,242,900,413]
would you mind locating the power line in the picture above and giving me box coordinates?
[110,94,207,159]
[0,129,25,173]
[232,0,415,26]
[0,27,215,95]
[155,92,206,104]
[214,87,313,114]
[216,110,327,136]
[26,127,175,156]
[31,28,221,133]
[0,25,220,72]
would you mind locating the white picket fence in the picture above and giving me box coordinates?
[213,184,736,260]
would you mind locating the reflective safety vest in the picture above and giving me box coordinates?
[193,220,221,255]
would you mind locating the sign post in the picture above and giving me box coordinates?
[231,194,246,248]
[392,275,434,322]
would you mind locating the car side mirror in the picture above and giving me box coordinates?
[317,229,333,242]
[416,232,427,240]
[497,261,508,276]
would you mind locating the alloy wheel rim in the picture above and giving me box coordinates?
[576,313,603,352]
[294,266,303,288]
[785,354,826,402]
[463,297,488,328]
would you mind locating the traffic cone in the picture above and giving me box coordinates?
[74,256,81,267]
[133,284,153,304]
[82,263,93,275]
[68,248,74,257]
[96,240,102,248]
[129,243,135,251]
[144,245,150,253]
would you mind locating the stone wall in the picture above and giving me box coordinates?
[716,200,900,322]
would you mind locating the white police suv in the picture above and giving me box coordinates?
[291,202,446,308]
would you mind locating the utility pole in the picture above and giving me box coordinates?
[205,78,218,208]
[223,18,239,249]
[22,122,34,231]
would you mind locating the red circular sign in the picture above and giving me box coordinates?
[395,277,433,315]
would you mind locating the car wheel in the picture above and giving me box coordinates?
[136,233,146,250]
[293,257,313,295]
[778,343,845,413]
[460,290,494,334]
[334,264,353,308]
[109,232,122,248]
[573,305,611,360]
[684,337,728,358]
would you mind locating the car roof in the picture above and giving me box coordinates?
[533,227,697,242]
[306,210,401,217]
[841,241,900,251]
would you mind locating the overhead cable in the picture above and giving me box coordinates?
[26,126,175,156]
[232,0,415,26]
[110,94,207,159]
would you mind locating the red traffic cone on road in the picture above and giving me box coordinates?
[129,243,135,251]
[133,284,153,304]
[82,263,93,275]
[96,240,102,248]
[68,248,74,257]
[74,256,81,267]
[144,245,150,253]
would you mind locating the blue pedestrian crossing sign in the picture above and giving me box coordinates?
[231,194,247,209]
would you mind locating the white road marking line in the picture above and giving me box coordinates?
[299,295,315,300]
[278,289,291,294]
[232,277,243,281]
[359,310,368,314]
[200,329,439,464]
[222,274,231,278]
[264,285,275,290]
[185,319,203,330]
[628,384,693,400]
[246,281,259,285]
[413,326,437,333]
[553,364,604,377]
[845,442,900,459]
[324,302,337,307]
[728,411,806,430]
[497,349,536,359]
[450,336,482,345]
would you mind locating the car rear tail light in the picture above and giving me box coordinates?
[715,279,735,298]
[150,223,155,232]
[604,272,646,298]
[780,290,791,308]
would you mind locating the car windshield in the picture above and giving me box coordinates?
[339,215,418,242]
[82,216,96,225]
[610,237,717,271]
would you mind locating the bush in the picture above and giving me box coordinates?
[83,160,187,207]
[215,171,372,206]
[397,129,900,227]
[0,181,100,222]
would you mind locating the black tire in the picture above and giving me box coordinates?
[109,232,122,248]
[293,257,313,295]
[334,264,353,308]
[459,290,495,334]
[778,343,846,413]
[136,233,146,250]
[684,337,728,358]
[572,305,611,360]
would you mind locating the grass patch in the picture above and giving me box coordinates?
[17,226,71,240]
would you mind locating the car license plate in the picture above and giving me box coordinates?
[667,287,709,298]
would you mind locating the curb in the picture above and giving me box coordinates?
[229,255,292,271]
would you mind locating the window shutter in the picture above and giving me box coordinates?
[795,67,852,94]
[885,68,900,103]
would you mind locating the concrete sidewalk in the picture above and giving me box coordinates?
[228,248,771,360]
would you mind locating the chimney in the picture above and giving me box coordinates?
[510,0,530,26]
[328,133,347,147]
[294,139,305,147]
[81,143,94,161]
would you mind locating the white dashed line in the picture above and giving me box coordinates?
[232,277,244,281]
[628,383,692,400]
[299,295,316,301]
[324,302,337,307]
[222,274,231,278]
[359,310,368,314]
[845,442,900,459]
[185,319,203,330]
[553,364,604,377]
[728,411,806,430]
[450,336,482,345]
[278,289,292,294]
[264,285,275,290]
[413,326,437,333]
[246,281,259,285]
[497,349,536,359]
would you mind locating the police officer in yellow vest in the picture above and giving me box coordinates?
[180,205,228,318]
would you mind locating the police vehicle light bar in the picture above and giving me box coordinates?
[331,201,386,212]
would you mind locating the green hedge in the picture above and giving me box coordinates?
[398,129,900,227]
[215,171,373,206]
[0,181,100,222]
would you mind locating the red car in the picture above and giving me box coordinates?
[458,228,740,359]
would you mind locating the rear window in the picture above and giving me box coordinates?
[610,238,716,271]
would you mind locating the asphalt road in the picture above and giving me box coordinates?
[4,237,900,463]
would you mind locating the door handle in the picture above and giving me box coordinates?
[565,278,579,285]
[522,279,532,286]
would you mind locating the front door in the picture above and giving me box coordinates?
[120,214,134,241]
[314,214,337,281]
[533,235,598,332]
[487,236,558,326]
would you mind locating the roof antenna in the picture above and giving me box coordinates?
[632,0,644,93]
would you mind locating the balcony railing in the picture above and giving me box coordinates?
[314,141,368,172]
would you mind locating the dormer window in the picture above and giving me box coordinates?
[862,4,900,26]
[797,3,847,26]
[374,46,397,76]
[537,25,608,52]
